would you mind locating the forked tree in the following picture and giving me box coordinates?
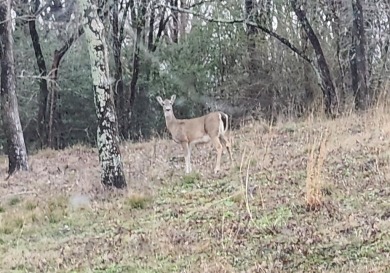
[78,0,126,188]
[0,0,29,174]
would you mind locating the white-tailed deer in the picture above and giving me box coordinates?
[157,95,233,174]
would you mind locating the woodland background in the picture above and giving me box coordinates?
[0,0,388,152]
[2,1,390,270]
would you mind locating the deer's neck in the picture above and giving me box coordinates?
[165,113,178,130]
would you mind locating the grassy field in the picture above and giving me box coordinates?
[1,109,390,273]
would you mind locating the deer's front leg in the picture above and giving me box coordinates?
[181,142,192,173]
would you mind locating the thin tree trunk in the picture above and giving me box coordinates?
[376,5,390,95]
[331,0,350,110]
[245,0,258,79]
[179,0,188,40]
[151,7,169,52]
[301,23,314,112]
[28,12,49,147]
[78,0,126,189]
[351,0,368,110]
[376,38,389,94]
[127,0,147,139]
[0,0,29,174]
[148,1,155,52]
[46,27,84,149]
[291,0,338,117]
[112,0,125,138]
[129,29,141,117]
[171,0,179,43]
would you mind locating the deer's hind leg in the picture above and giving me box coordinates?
[219,134,233,164]
[211,136,223,173]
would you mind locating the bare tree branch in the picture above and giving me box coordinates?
[54,26,84,67]
[187,0,215,9]
[119,0,132,43]
[157,4,312,64]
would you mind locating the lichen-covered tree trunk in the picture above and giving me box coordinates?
[78,0,126,189]
[0,0,29,174]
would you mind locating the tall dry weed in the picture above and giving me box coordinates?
[306,129,329,211]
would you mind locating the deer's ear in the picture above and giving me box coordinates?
[170,94,176,103]
[156,96,164,106]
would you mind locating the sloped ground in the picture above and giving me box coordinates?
[0,110,390,273]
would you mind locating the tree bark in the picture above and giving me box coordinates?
[148,1,155,52]
[330,0,351,110]
[0,0,29,174]
[179,0,188,39]
[245,0,258,79]
[112,0,125,138]
[111,0,131,139]
[301,18,314,112]
[291,0,338,117]
[171,0,179,43]
[28,11,49,147]
[78,0,126,189]
[127,0,147,139]
[150,7,169,53]
[351,0,368,110]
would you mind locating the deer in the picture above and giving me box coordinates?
[156,95,233,174]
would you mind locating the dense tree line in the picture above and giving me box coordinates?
[0,0,388,187]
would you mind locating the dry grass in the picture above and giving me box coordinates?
[306,129,329,211]
[1,109,390,272]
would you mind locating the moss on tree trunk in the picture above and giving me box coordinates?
[0,0,29,174]
[78,0,126,189]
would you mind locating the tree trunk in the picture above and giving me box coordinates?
[148,1,155,52]
[375,5,390,95]
[351,0,368,110]
[28,12,49,147]
[171,0,179,43]
[129,27,141,121]
[112,0,125,138]
[128,0,148,140]
[330,0,351,111]
[256,0,272,62]
[375,37,389,95]
[0,0,29,174]
[78,0,126,189]
[179,0,188,40]
[245,0,258,79]
[150,7,169,52]
[301,23,314,113]
[291,0,338,117]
